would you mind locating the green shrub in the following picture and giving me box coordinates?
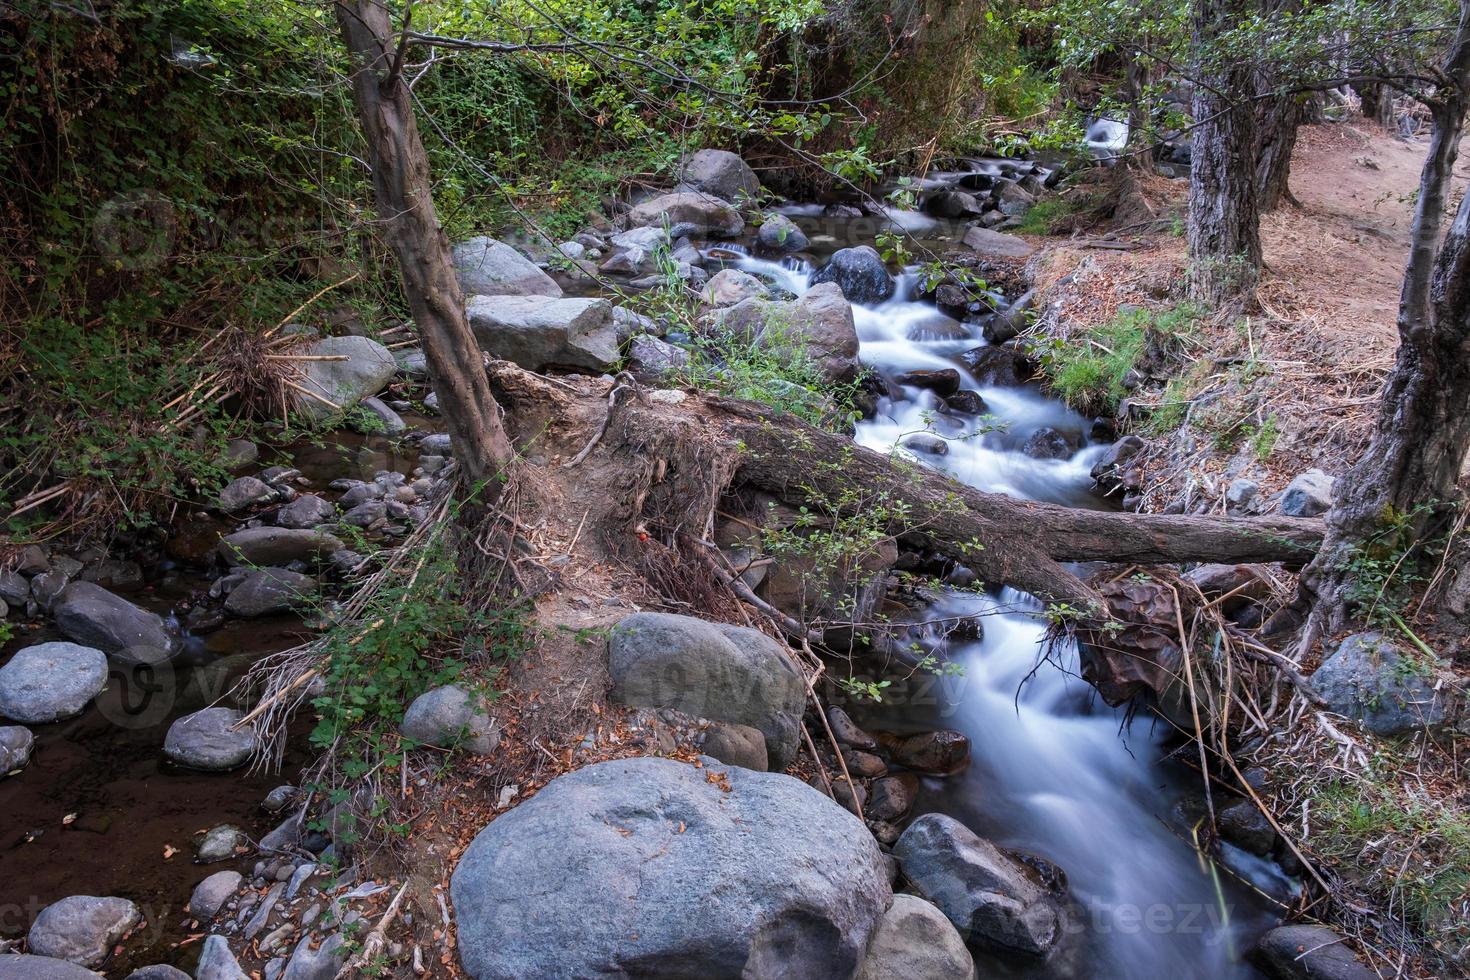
[1030,304,1198,416]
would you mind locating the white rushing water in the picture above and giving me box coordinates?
[729,248,1283,978]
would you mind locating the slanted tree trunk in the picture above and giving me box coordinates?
[1299,5,1470,634]
[1256,92,1303,211]
[1187,0,1263,303]
[334,0,514,498]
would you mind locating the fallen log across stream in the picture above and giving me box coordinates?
[486,364,1325,618]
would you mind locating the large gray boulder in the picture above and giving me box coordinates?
[0,725,35,775]
[1280,468,1336,517]
[1309,632,1452,734]
[27,896,140,968]
[1253,924,1376,980]
[223,569,317,618]
[465,295,618,372]
[624,191,743,239]
[194,936,248,980]
[450,757,890,980]
[895,813,1064,959]
[163,707,257,771]
[452,237,562,298]
[281,932,346,980]
[0,642,108,724]
[273,494,336,530]
[716,282,860,384]
[608,612,806,769]
[293,336,396,422]
[400,685,499,754]
[189,871,243,920]
[217,528,343,566]
[855,894,977,980]
[809,246,894,305]
[678,149,762,203]
[0,955,103,978]
[53,582,175,665]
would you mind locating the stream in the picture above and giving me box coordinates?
[0,159,1297,977]
[727,184,1293,978]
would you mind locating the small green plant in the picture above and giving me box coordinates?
[675,311,863,429]
[1248,414,1279,460]
[1029,304,1198,416]
[1340,503,1447,627]
[1014,197,1081,235]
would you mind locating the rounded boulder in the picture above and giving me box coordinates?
[450,757,890,980]
[0,643,108,724]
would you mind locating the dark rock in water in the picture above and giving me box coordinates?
[1252,924,1376,980]
[905,313,970,342]
[957,344,1032,387]
[223,568,317,618]
[901,433,949,456]
[933,283,971,318]
[80,559,144,593]
[0,642,109,723]
[854,894,977,980]
[984,288,1036,344]
[842,749,887,779]
[0,725,35,775]
[809,245,895,305]
[677,148,762,203]
[217,528,343,566]
[700,722,768,771]
[274,494,336,530]
[823,202,863,218]
[608,612,806,770]
[944,390,989,416]
[756,213,808,254]
[1089,417,1117,442]
[924,190,984,219]
[996,180,1035,216]
[450,757,890,980]
[1021,427,1076,460]
[54,581,175,664]
[27,895,141,968]
[1309,632,1454,735]
[889,729,970,775]
[827,705,877,751]
[195,824,245,863]
[217,476,276,515]
[0,954,107,978]
[1090,435,1146,495]
[1217,798,1277,856]
[164,707,258,771]
[895,368,962,397]
[400,684,500,754]
[0,567,29,607]
[895,813,1063,958]
[867,773,919,822]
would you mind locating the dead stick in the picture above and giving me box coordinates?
[335,879,410,978]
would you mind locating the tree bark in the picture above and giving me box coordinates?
[1300,4,1470,633]
[1358,81,1397,129]
[1256,92,1303,211]
[1187,0,1263,303]
[334,0,513,497]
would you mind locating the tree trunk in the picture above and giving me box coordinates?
[1256,92,1303,211]
[1187,0,1263,303]
[1299,6,1470,633]
[334,0,513,497]
[1124,56,1155,174]
[1358,81,1397,129]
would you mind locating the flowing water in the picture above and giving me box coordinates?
[727,212,1293,977]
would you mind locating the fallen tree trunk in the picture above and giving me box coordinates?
[486,365,1324,616]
